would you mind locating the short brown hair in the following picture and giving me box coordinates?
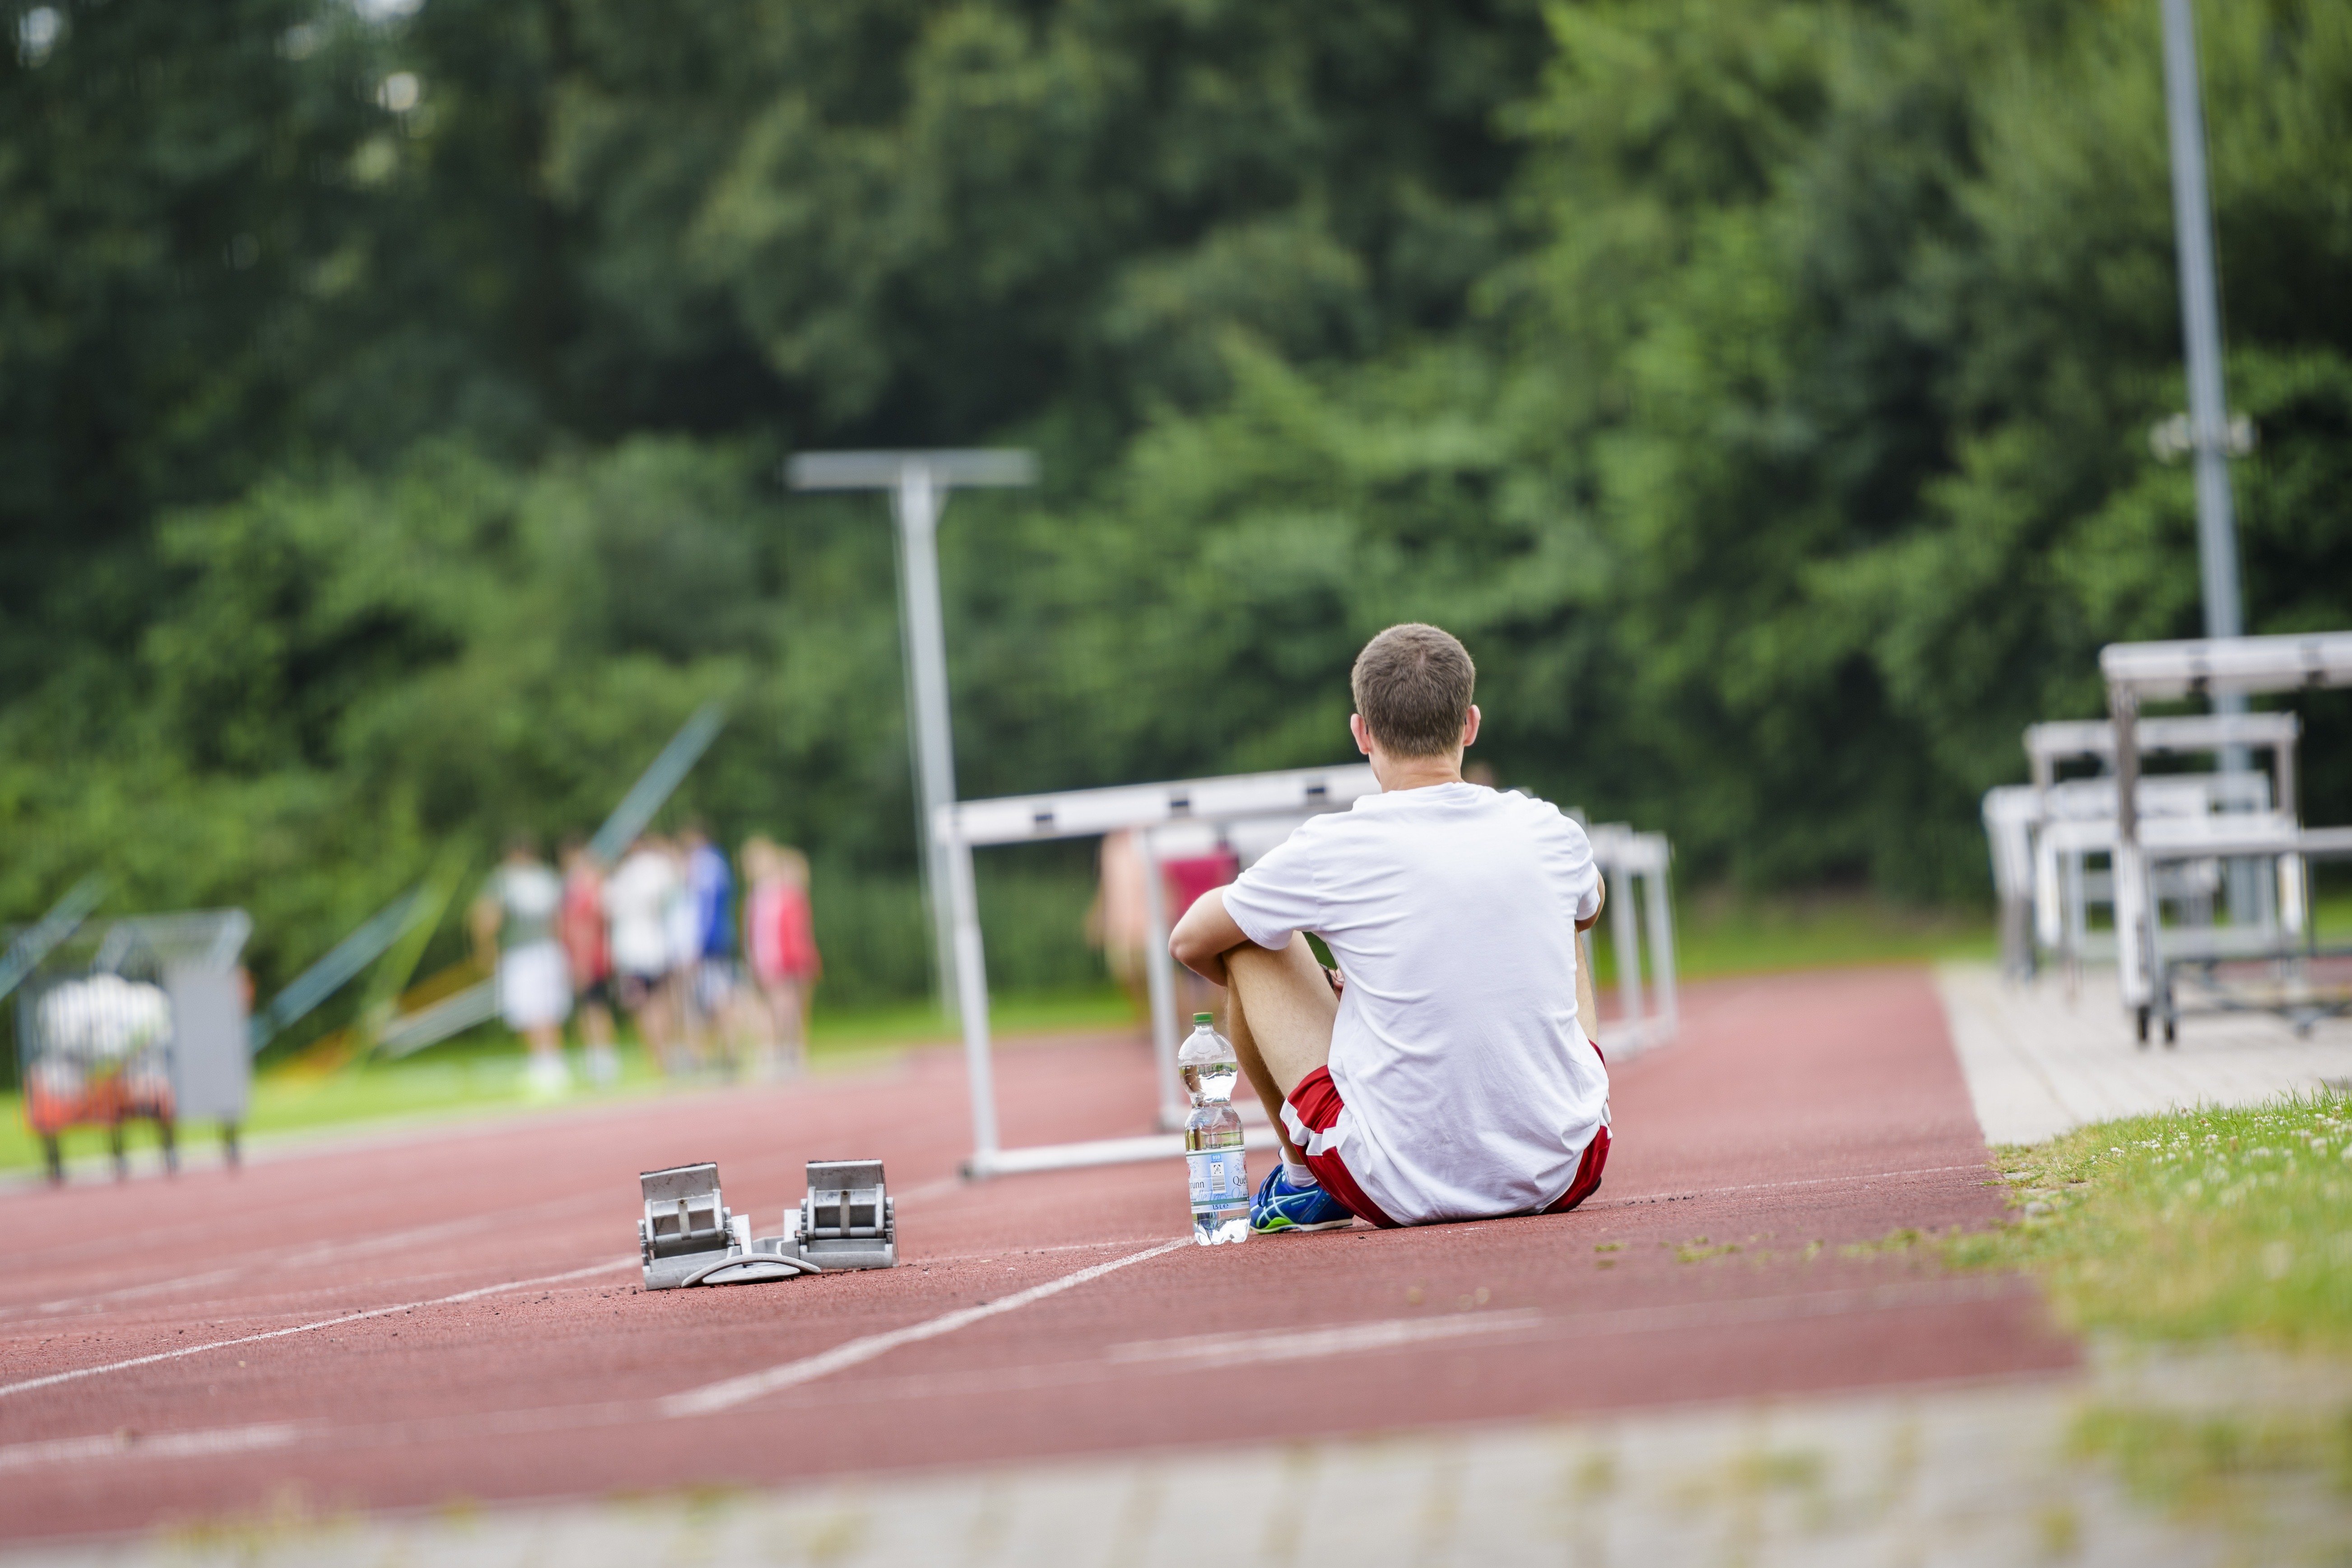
[1351,624,1475,757]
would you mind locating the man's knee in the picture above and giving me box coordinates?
[1227,935,1328,1001]
[1226,936,1335,1093]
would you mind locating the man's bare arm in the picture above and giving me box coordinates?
[1576,874,1605,1045]
[1170,887,1253,987]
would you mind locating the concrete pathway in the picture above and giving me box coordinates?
[1935,961,2352,1145]
[13,1345,2349,1567]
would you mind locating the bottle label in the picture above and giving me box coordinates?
[1187,1148,1248,1209]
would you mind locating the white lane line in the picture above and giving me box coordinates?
[891,1175,966,1205]
[662,1239,1189,1418]
[4,1191,608,1321]
[1110,1310,1547,1370]
[30,1269,246,1317]
[0,1421,303,1475]
[0,1259,632,1401]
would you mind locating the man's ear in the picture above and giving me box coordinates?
[1461,705,1482,748]
[1350,713,1373,756]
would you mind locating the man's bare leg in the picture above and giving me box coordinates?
[1223,935,1338,1168]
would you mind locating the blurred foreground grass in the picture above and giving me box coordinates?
[1955,1094,2352,1349]
[1947,1092,2352,1532]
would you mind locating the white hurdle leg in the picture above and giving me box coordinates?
[1642,853,1678,1039]
[1139,829,1187,1131]
[1610,859,1644,1045]
[944,825,999,1170]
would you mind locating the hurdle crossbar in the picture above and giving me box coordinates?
[937,766,1678,1178]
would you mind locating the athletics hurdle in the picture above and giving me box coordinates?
[1983,711,2302,977]
[2104,633,2352,1041]
[936,768,1679,1178]
[941,764,1374,1177]
[1584,823,1678,1055]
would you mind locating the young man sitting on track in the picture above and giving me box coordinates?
[1170,623,1611,1232]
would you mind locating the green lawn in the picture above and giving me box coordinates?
[14,888,2336,1178]
[1952,1094,2352,1350]
[1591,886,1997,983]
[0,985,1139,1177]
[1937,1091,2352,1532]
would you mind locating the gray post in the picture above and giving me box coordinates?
[787,450,1037,1019]
[2160,0,2257,923]
[891,466,963,1015]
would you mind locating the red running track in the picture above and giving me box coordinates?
[0,967,2072,1542]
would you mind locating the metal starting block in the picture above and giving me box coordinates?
[638,1162,817,1289]
[789,1159,897,1272]
[637,1159,897,1289]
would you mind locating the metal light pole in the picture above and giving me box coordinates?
[786,450,1037,1019]
[2158,0,2260,922]
[2161,0,2245,652]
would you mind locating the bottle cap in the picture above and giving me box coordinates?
[1193,1012,1213,1026]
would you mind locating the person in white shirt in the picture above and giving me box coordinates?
[603,836,684,1072]
[1170,623,1610,1231]
[472,835,574,1099]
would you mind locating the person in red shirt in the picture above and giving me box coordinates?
[558,836,620,1085]
[743,838,821,1078]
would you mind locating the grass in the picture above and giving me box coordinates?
[0,983,1140,1176]
[1942,1092,2352,1540]
[1590,885,1997,984]
[1938,1092,2352,1539]
[1952,1093,2352,1348]
[15,884,2325,1179]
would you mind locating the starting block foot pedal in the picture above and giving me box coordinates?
[638,1158,897,1288]
[789,1159,897,1271]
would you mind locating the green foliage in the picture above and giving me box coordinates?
[5,0,2351,1021]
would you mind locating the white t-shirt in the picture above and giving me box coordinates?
[1221,782,1607,1225]
[488,862,562,949]
[604,849,680,979]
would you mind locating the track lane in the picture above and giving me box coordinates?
[0,969,2073,1543]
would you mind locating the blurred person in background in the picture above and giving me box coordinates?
[1088,829,1152,1024]
[558,835,619,1086]
[471,833,572,1098]
[1090,828,1238,1039]
[743,838,821,1077]
[681,822,745,1075]
[604,833,682,1073]
[658,833,708,1071]
[1160,844,1239,1034]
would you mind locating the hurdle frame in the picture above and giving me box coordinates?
[936,767,1678,1179]
[1983,711,2304,977]
[2104,633,2352,1040]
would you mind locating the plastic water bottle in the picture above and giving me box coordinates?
[1180,1012,1248,1245]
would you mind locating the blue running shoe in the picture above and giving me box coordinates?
[1250,1163,1356,1233]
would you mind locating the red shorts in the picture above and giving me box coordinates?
[1283,1064,1611,1229]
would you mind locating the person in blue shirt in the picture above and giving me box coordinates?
[680,822,744,1073]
